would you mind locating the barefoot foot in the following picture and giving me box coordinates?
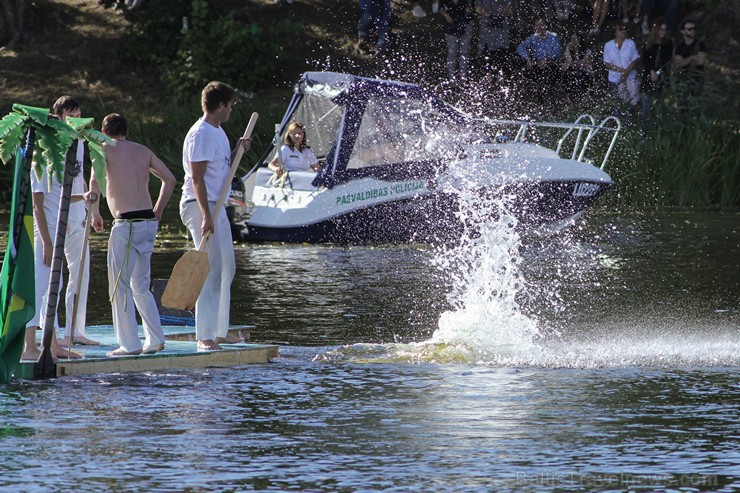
[215,334,243,344]
[53,348,82,360]
[142,343,165,355]
[197,340,222,351]
[106,348,142,357]
[20,347,42,361]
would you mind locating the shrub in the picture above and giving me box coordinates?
[102,0,300,96]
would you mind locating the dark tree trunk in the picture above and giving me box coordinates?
[0,0,29,50]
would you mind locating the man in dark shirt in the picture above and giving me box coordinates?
[673,20,707,94]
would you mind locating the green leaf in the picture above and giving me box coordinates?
[11,104,50,126]
[66,117,95,131]
[88,143,108,197]
[0,113,28,165]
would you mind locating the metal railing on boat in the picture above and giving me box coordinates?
[478,114,622,170]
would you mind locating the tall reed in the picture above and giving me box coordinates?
[608,75,739,208]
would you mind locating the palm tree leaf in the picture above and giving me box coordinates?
[88,143,108,197]
[34,126,69,183]
[0,113,28,164]
[11,104,50,126]
[67,117,113,196]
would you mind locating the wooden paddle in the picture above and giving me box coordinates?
[161,112,258,310]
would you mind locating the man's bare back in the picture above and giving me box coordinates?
[91,113,175,229]
[104,140,158,217]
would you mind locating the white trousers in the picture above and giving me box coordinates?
[179,201,235,341]
[108,219,165,352]
[28,215,90,338]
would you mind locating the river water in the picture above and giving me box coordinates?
[0,207,738,492]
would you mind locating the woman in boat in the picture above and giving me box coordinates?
[268,122,320,177]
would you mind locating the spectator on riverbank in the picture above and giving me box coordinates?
[475,0,513,76]
[589,0,610,36]
[673,19,707,96]
[603,22,640,118]
[516,18,562,101]
[440,0,475,79]
[357,0,393,54]
[640,22,673,133]
[639,0,681,35]
[561,32,594,98]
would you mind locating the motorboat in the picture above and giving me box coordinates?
[228,72,620,244]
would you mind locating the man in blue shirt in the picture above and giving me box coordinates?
[517,18,562,68]
[516,18,562,102]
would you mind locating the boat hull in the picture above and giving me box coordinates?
[236,178,611,244]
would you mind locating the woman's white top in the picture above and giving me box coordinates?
[276,145,319,171]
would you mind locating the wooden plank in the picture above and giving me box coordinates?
[15,324,276,380]
[164,325,253,342]
[16,344,279,378]
[54,344,279,377]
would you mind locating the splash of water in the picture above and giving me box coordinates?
[428,182,541,361]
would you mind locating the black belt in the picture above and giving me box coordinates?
[116,209,155,220]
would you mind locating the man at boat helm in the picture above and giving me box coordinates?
[90,113,176,356]
[180,81,252,351]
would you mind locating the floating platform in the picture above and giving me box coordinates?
[16,325,279,379]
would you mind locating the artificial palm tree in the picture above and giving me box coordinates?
[0,104,111,379]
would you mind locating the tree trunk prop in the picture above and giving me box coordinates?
[35,140,79,379]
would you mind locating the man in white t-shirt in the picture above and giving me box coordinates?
[180,81,251,351]
[603,22,640,112]
[22,96,98,361]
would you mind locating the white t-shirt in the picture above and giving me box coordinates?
[275,145,319,172]
[31,140,87,224]
[181,118,232,203]
[603,38,639,83]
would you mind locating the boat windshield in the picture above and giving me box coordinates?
[347,95,467,169]
[290,93,344,160]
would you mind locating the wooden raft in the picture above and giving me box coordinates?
[16,325,278,379]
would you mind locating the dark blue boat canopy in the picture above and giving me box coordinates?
[264,72,485,188]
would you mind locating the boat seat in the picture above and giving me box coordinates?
[254,167,319,191]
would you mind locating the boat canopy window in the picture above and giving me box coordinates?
[347,95,474,170]
[288,93,343,160]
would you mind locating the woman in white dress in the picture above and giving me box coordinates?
[268,122,320,176]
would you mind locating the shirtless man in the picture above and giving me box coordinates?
[90,113,175,356]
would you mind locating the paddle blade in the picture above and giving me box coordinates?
[161,250,210,311]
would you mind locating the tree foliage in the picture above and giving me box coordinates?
[99,0,300,96]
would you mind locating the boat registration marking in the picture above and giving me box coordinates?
[572,183,601,197]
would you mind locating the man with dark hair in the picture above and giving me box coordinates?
[516,18,562,101]
[22,96,97,361]
[180,81,251,351]
[90,113,175,356]
[674,20,707,95]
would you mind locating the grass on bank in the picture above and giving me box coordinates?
[606,75,739,208]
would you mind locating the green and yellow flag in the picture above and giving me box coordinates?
[0,149,35,383]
